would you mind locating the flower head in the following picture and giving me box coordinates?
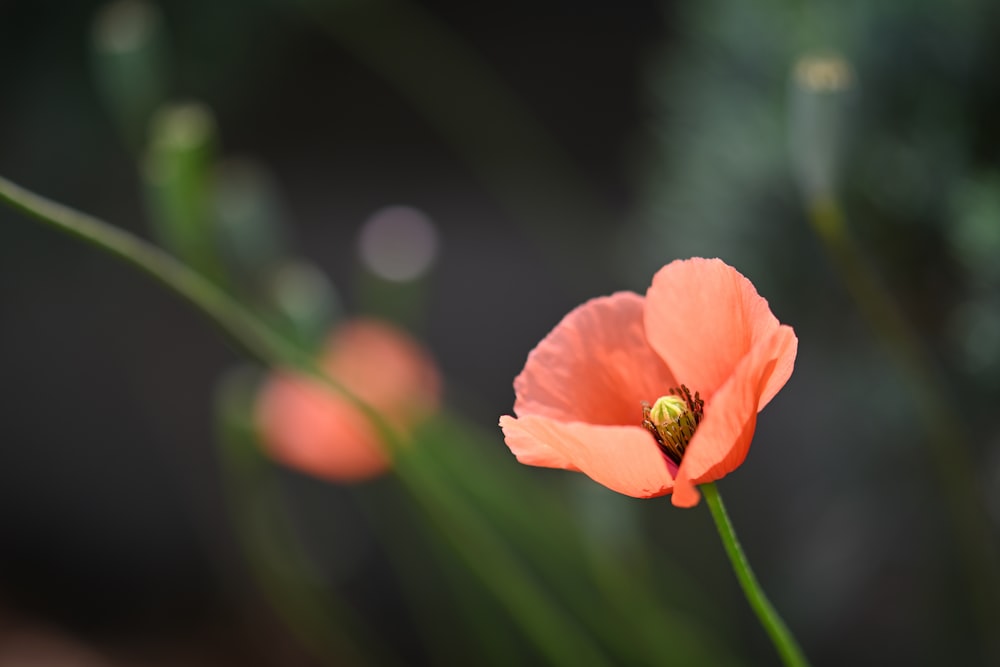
[499,258,797,507]
[256,318,441,482]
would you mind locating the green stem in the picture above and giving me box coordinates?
[215,368,395,667]
[0,173,610,666]
[394,441,615,667]
[0,174,391,440]
[0,175,294,368]
[807,197,1000,650]
[700,482,809,667]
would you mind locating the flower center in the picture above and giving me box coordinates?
[641,385,704,465]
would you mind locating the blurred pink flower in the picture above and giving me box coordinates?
[256,318,441,481]
[500,258,797,507]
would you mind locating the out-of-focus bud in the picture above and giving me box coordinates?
[255,319,442,482]
[211,158,338,348]
[949,296,1000,378]
[946,173,1000,379]
[267,260,341,354]
[143,102,226,284]
[212,158,290,280]
[948,172,1000,284]
[91,0,169,151]
[788,53,854,203]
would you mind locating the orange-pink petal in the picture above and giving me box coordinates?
[500,414,675,498]
[255,318,441,482]
[513,292,677,426]
[498,415,579,471]
[321,319,441,421]
[644,258,784,399]
[256,374,391,481]
[670,325,798,507]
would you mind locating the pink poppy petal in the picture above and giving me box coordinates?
[500,414,675,498]
[323,318,442,418]
[757,323,798,411]
[498,415,579,471]
[670,325,798,507]
[645,258,784,398]
[256,375,391,482]
[513,292,678,426]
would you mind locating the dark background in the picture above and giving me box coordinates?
[2,0,1000,665]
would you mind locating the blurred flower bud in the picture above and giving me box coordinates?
[948,172,1000,284]
[211,158,340,348]
[143,102,226,284]
[266,260,341,353]
[255,319,441,482]
[949,296,1000,379]
[91,0,169,151]
[788,53,854,202]
[212,158,291,280]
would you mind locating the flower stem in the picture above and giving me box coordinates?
[0,173,613,666]
[700,482,809,667]
[807,197,1000,654]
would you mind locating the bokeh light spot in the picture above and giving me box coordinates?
[358,206,439,282]
[93,0,159,54]
[794,54,853,93]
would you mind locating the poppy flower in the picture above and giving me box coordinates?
[499,258,797,507]
[256,318,441,482]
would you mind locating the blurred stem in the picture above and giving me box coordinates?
[144,103,229,287]
[807,196,1000,644]
[0,175,294,370]
[0,173,610,666]
[422,413,738,666]
[215,369,394,667]
[356,485,525,666]
[0,174,363,421]
[701,483,809,667]
[583,540,741,667]
[394,444,615,667]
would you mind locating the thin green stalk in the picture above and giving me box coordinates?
[0,175,296,369]
[0,173,610,666]
[215,368,396,667]
[700,482,809,667]
[422,414,739,666]
[355,484,527,667]
[808,196,1000,649]
[394,441,615,667]
[0,174,400,447]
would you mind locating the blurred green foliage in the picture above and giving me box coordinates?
[2,0,999,664]
[630,1,1000,663]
